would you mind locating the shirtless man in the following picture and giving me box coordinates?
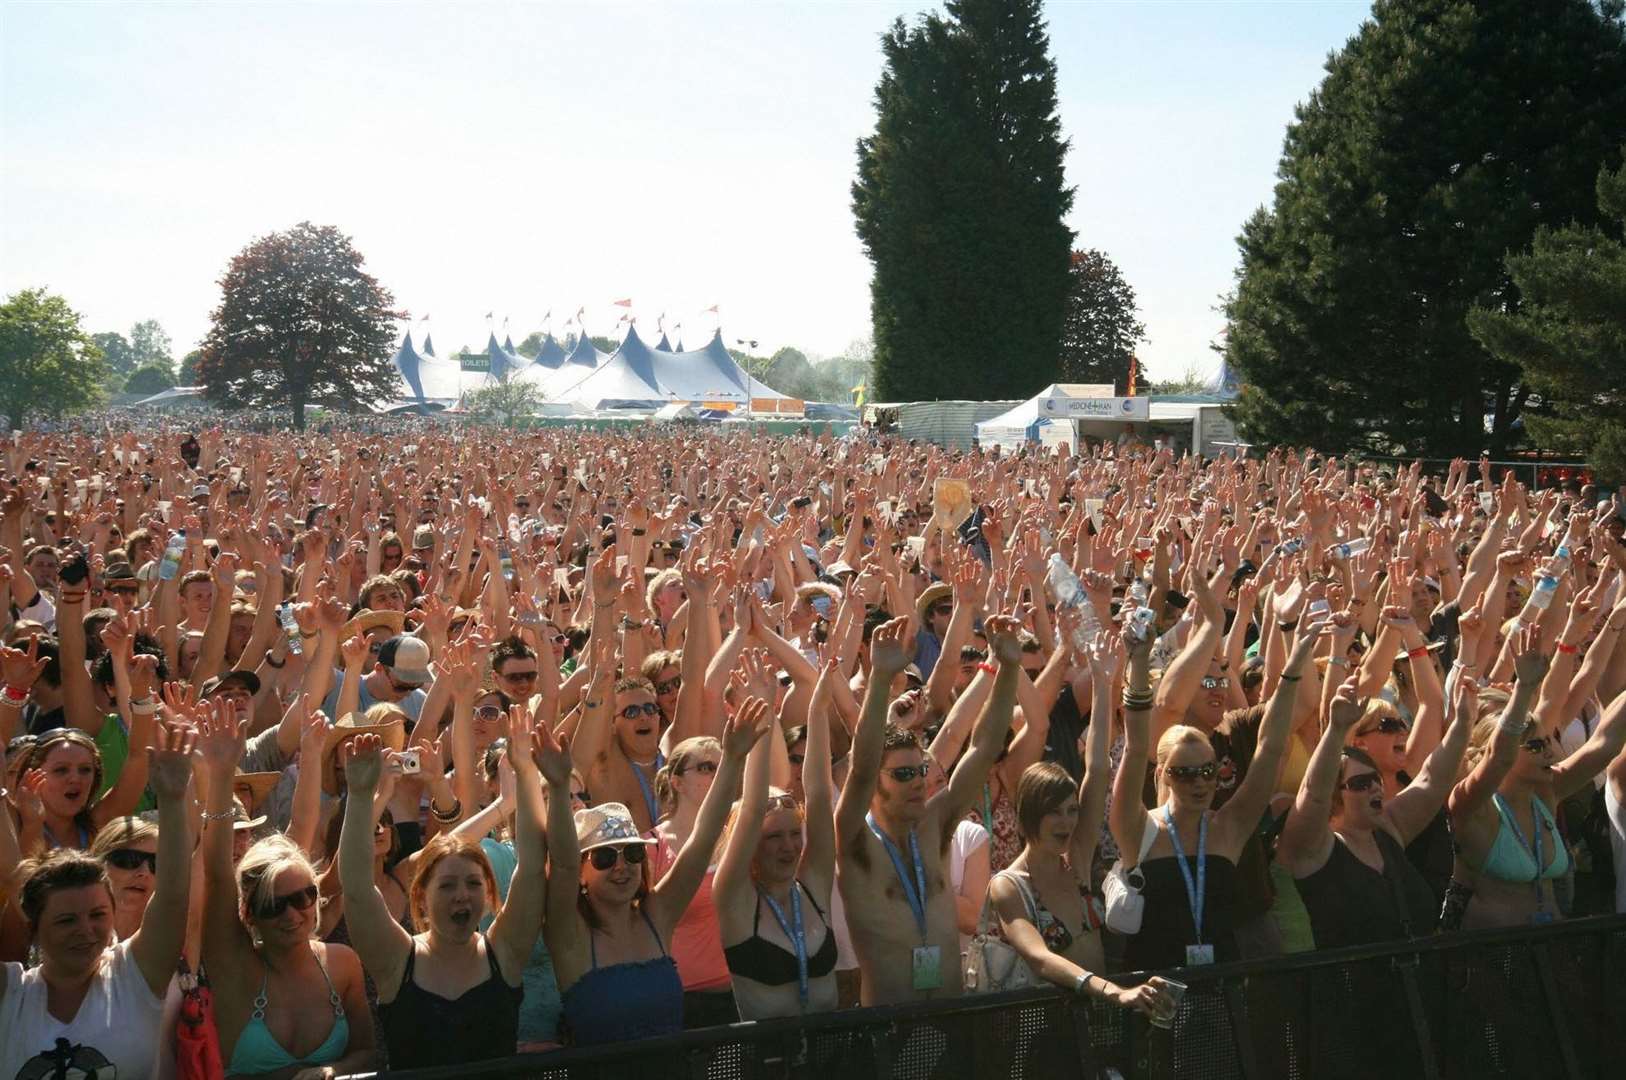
[573,674,667,832]
[836,613,1020,1005]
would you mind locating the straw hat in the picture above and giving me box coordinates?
[231,771,282,812]
[574,803,658,854]
[341,608,406,641]
[323,710,406,755]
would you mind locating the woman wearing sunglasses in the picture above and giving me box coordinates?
[1278,672,1475,947]
[0,724,193,1080]
[336,703,549,1067]
[199,701,375,1080]
[88,816,162,944]
[546,697,770,1045]
[1111,608,1320,972]
[1449,606,1626,929]
[715,667,841,1019]
[649,734,735,1027]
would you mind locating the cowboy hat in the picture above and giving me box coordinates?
[340,608,406,641]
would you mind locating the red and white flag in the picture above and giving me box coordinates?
[704,304,720,314]
[613,298,633,308]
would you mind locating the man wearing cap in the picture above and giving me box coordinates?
[99,562,141,617]
[835,615,1020,1005]
[323,634,430,728]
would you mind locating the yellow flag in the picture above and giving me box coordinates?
[852,381,866,408]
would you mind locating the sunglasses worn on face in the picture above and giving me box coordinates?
[1167,762,1219,782]
[885,764,930,783]
[1342,772,1384,793]
[255,883,319,919]
[500,669,539,683]
[787,752,805,766]
[572,789,590,804]
[105,848,156,873]
[588,844,648,871]
[1199,676,1231,691]
[620,703,661,720]
[928,603,952,618]
[653,678,681,695]
[1522,734,1556,754]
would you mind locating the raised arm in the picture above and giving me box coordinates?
[1219,621,1320,847]
[488,702,551,979]
[1151,568,1225,746]
[336,734,415,998]
[1277,678,1363,876]
[198,698,258,987]
[128,722,196,996]
[800,659,838,897]
[835,617,913,849]
[712,696,775,911]
[1073,627,1123,869]
[1387,672,1476,844]
[937,615,1022,824]
[1448,627,1547,822]
[1108,633,1154,865]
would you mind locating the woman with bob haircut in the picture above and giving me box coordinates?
[544,695,769,1045]
[989,630,1170,1017]
[88,815,162,944]
[715,666,841,1019]
[200,700,375,1080]
[0,723,194,1080]
[337,701,547,1068]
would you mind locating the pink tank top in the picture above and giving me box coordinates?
[649,830,732,992]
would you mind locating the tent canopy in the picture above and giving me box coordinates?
[391,331,463,409]
[547,327,793,410]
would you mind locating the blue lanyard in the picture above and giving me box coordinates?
[1495,794,1547,912]
[759,884,809,1008]
[1163,806,1207,944]
[630,751,664,825]
[866,813,928,938]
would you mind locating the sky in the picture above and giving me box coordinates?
[0,0,1374,383]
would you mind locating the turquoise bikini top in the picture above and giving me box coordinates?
[226,943,349,1075]
[1483,793,1570,883]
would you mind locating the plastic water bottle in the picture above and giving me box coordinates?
[1046,553,1099,652]
[1333,537,1370,560]
[1528,574,1560,611]
[498,542,514,583]
[278,602,303,656]
[158,531,185,582]
[1278,538,1305,556]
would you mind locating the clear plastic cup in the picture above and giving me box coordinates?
[1150,977,1186,1030]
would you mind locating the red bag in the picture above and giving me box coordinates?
[174,977,224,1080]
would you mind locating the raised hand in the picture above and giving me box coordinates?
[196,698,246,776]
[984,613,1024,665]
[723,695,773,759]
[297,701,331,762]
[506,702,538,771]
[533,715,573,787]
[146,721,198,801]
[0,637,48,693]
[1327,678,1365,730]
[340,732,388,791]
[869,616,915,678]
[1511,623,1552,687]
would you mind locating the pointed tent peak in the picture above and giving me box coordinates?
[655,333,673,352]
[485,331,504,351]
[673,338,684,353]
[503,334,517,355]
[422,333,435,356]
[485,333,515,381]
[563,330,601,367]
[620,323,648,350]
[533,333,567,370]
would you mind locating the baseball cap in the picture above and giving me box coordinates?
[376,635,432,685]
[200,669,262,698]
[411,525,435,550]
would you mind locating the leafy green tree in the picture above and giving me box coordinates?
[123,364,176,396]
[1059,249,1145,391]
[199,222,401,429]
[0,288,106,425]
[178,349,203,385]
[1469,149,1626,479]
[128,319,173,374]
[92,331,136,377]
[1222,0,1626,457]
[516,331,544,359]
[853,0,1073,401]
[463,379,542,426]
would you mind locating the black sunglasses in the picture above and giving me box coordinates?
[1341,772,1384,793]
[787,752,805,766]
[619,702,661,720]
[653,677,681,695]
[104,848,156,873]
[588,844,649,871]
[254,883,319,919]
[1363,716,1409,736]
[885,764,929,783]
[1521,734,1557,754]
[499,669,539,683]
[1166,762,1219,782]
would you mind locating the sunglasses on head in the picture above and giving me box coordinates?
[588,844,648,871]
[1341,771,1384,793]
[653,677,681,696]
[885,764,930,783]
[679,760,718,777]
[254,883,319,920]
[619,702,661,720]
[1199,676,1231,691]
[104,848,156,873]
[1166,762,1218,782]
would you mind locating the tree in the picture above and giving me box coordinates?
[123,364,176,396]
[128,319,173,374]
[516,331,544,359]
[853,0,1074,401]
[462,380,542,427]
[1469,148,1626,479]
[0,289,106,426]
[92,331,136,377]
[178,349,203,385]
[1222,0,1626,458]
[199,222,401,429]
[1058,249,1146,391]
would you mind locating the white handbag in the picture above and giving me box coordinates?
[1101,820,1158,935]
[963,873,1039,993]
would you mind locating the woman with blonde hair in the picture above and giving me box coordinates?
[336,701,548,1067]
[648,732,734,1026]
[199,700,375,1080]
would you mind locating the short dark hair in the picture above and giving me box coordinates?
[1014,762,1077,843]
[91,631,169,688]
[881,723,920,756]
[19,849,112,930]
[490,636,536,673]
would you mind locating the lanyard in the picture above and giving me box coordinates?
[981,783,995,838]
[866,813,928,939]
[1163,806,1207,944]
[759,884,809,1008]
[1496,794,1548,912]
[630,751,665,826]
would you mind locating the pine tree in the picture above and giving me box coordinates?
[853,0,1074,401]
[199,223,401,430]
[1222,0,1626,457]
[1469,148,1626,480]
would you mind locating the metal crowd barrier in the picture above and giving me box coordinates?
[348,913,1626,1080]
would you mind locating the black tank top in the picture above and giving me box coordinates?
[377,934,522,1067]
[1121,854,1241,971]
[1295,828,1437,949]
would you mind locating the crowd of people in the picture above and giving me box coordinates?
[0,422,1623,1080]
